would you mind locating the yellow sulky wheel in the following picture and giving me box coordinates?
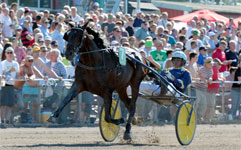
[99,100,121,142]
[175,101,196,146]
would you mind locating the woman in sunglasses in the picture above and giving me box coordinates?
[0,47,19,125]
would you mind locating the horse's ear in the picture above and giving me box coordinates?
[63,31,69,41]
[82,21,89,30]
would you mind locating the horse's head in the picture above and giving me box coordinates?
[64,22,89,61]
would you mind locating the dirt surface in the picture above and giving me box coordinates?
[1,124,241,150]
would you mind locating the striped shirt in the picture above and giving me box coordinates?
[21,28,34,47]
[195,66,213,91]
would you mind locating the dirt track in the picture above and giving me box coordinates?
[1,124,241,150]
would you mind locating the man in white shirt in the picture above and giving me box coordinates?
[1,8,13,38]
[71,7,84,25]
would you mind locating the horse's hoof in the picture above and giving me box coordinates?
[47,116,57,123]
[120,118,125,124]
[123,132,132,141]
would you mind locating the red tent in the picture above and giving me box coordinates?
[233,16,241,27]
[171,9,229,24]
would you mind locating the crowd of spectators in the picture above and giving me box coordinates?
[0,1,240,126]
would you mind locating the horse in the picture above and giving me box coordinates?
[47,22,147,140]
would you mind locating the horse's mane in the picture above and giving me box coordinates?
[86,27,108,49]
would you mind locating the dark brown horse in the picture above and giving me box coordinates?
[48,22,146,140]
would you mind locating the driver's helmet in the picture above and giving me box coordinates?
[172,50,187,66]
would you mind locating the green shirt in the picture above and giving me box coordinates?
[150,50,167,70]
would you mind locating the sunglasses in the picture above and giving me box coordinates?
[7,52,13,54]
[172,57,182,61]
[115,30,121,32]
[42,50,48,52]
[28,60,33,62]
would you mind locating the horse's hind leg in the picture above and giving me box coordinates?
[48,82,80,123]
[123,82,140,140]
[103,91,125,125]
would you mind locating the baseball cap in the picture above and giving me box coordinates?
[192,30,200,36]
[209,32,216,37]
[145,40,153,48]
[25,55,34,60]
[32,46,41,52]
[45,36,52,41]
[136,10,142,14]
[111,40,119,46]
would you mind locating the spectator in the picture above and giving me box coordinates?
[101,13,115,34]
[187,20,196,38]
[128,36,137,49]
[157,12,168,28]
[18,55,45,123]
[140,40,161,70]
[51,40,59,50]
[11,26,26,64]
[108,26,122,43]
[207,32,218,56]
[40,18,51,39]
[163,50,173,69]
[135,21,150,41]
[71,7,83,25]
[43,49,67,123]
[185,52,198,97]
[212,40,232,72]
[51,22,65,56]
[37,38,45,47]
[150,40,167,70]
[125,17,134,37]
[197,46,207,67]
[133,10,143,28]
[0,47,19,124]
[39,46,49,63]
[225,40,239,69]
[229,55,241,120]
[205,58,224,122]
[44,36,52,47]
[1,7,13,38]
[115,21,129,38]
[21,20,34,47]
[32,46,61,79]
[195,57,213,121]
[185,29,204,51]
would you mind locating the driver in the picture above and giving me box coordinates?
[161,50,192,93]
[127,50,191,96]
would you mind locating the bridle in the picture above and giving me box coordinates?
[67,27,108,70]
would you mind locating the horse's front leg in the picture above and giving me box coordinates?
[123,85,139,140]
[104,91,125,125]
[48,82,80,123]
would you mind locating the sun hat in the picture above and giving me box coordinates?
[204,57,213,64]
[5,47,14,52]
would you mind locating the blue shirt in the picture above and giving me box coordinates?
[168,35,176,46]
[133,18,143,27]
[135,27,150,41]
[40,26,51,38]
[197,53,206,66]
[166,68,191,93]
[51,30,65,54]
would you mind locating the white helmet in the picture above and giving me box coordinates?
[172,51,187,61]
